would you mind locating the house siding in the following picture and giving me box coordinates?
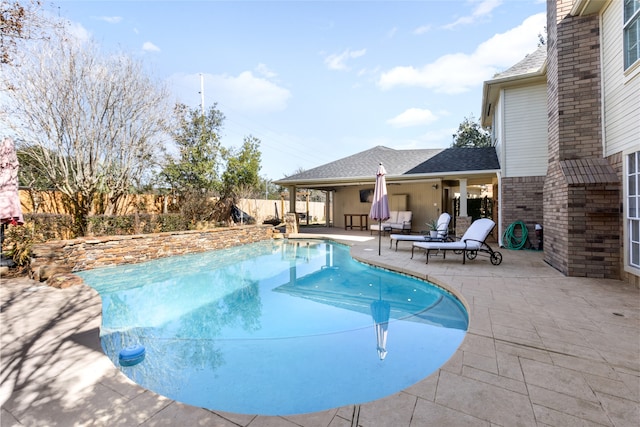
[493,96,504,165]
[503,84,548,177]
[602,0,640,156]
[601,1,640,286]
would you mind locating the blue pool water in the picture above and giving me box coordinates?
[78,239,468,415]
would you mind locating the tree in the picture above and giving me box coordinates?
[214,135,262,224]
[258,176,277,200]
[1,26,173,236]
[451,115,492,148]
[220,135,261,201]
[538,26,547,47]
[2,0,38,64]
[159,103,225,224]
[160,105,263,225]
[284,167,326,203]
[162,103,225,194]
[1,0,63,66]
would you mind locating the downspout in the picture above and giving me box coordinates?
[497,170,503,247]
[498,88,506,248]
[599,11,606,158]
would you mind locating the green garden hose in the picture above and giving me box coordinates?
[502,220,528,250]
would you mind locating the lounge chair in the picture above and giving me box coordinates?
[411,218,503,265]
[389,213,451,251]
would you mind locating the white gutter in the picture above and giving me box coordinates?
[275,169,502,189]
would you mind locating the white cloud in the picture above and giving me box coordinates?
[377,13,546,94]
[413,25,432,35]
[387,108,438,128]
[444,0,503,29]
[255,63,277,79]
[324,48,366,71]
[66,21,91,44]
[94,16,123,24]
[169,71,291,114]
[142,42,160,52]
[422,127,458,144]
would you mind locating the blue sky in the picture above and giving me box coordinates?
[55,0,546,180]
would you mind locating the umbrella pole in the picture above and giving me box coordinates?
[378,220,382,255]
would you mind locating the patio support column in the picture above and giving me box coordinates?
[459,179,468,217]
[324,190,332,227]
[284,185,299,235]
[287,186,296,213]
[456,179,472,236]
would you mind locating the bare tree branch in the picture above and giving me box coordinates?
[1,26,173,235]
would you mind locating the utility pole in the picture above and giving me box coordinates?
[199,73,205,116]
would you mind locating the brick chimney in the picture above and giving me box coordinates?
[543,0,620,278]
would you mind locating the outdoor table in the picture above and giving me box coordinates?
[344,214,368,231]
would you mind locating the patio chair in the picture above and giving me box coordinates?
[411,218,502,265]
[389,213,451,251]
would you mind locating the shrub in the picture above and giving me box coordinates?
[3,222,36,266]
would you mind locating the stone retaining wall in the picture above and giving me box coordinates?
[30,225,274,282]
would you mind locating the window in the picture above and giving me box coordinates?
[628,151,640,269]
[624,0,640,69]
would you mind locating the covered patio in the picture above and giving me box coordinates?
[274,146,501,239]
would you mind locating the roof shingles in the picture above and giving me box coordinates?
[277,146,499,184]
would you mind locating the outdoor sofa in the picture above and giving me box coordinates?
[389,212,451,251]
[369,210,412,234]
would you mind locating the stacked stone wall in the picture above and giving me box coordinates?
[30,225,274,281]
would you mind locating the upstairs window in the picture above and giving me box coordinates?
[624,0,640,69]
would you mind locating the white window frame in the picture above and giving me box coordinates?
[624,0,640,69]
[627,151,640,270]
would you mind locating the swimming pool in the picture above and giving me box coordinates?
[78,239,468,415]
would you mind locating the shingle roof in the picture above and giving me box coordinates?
[278,146,443,181]
[276,146,499,184]
[492,45,547,80]
[406,147,500,174]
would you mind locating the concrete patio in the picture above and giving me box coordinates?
[1,227,639,426]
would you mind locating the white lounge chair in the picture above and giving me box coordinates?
[389,213,451,251]
[411,218,503,265]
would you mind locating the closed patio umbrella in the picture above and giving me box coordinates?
[0,137,24,267]
[369,163,390,256]
[370,281,390,360]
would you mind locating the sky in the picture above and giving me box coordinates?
[52,0,547,180]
